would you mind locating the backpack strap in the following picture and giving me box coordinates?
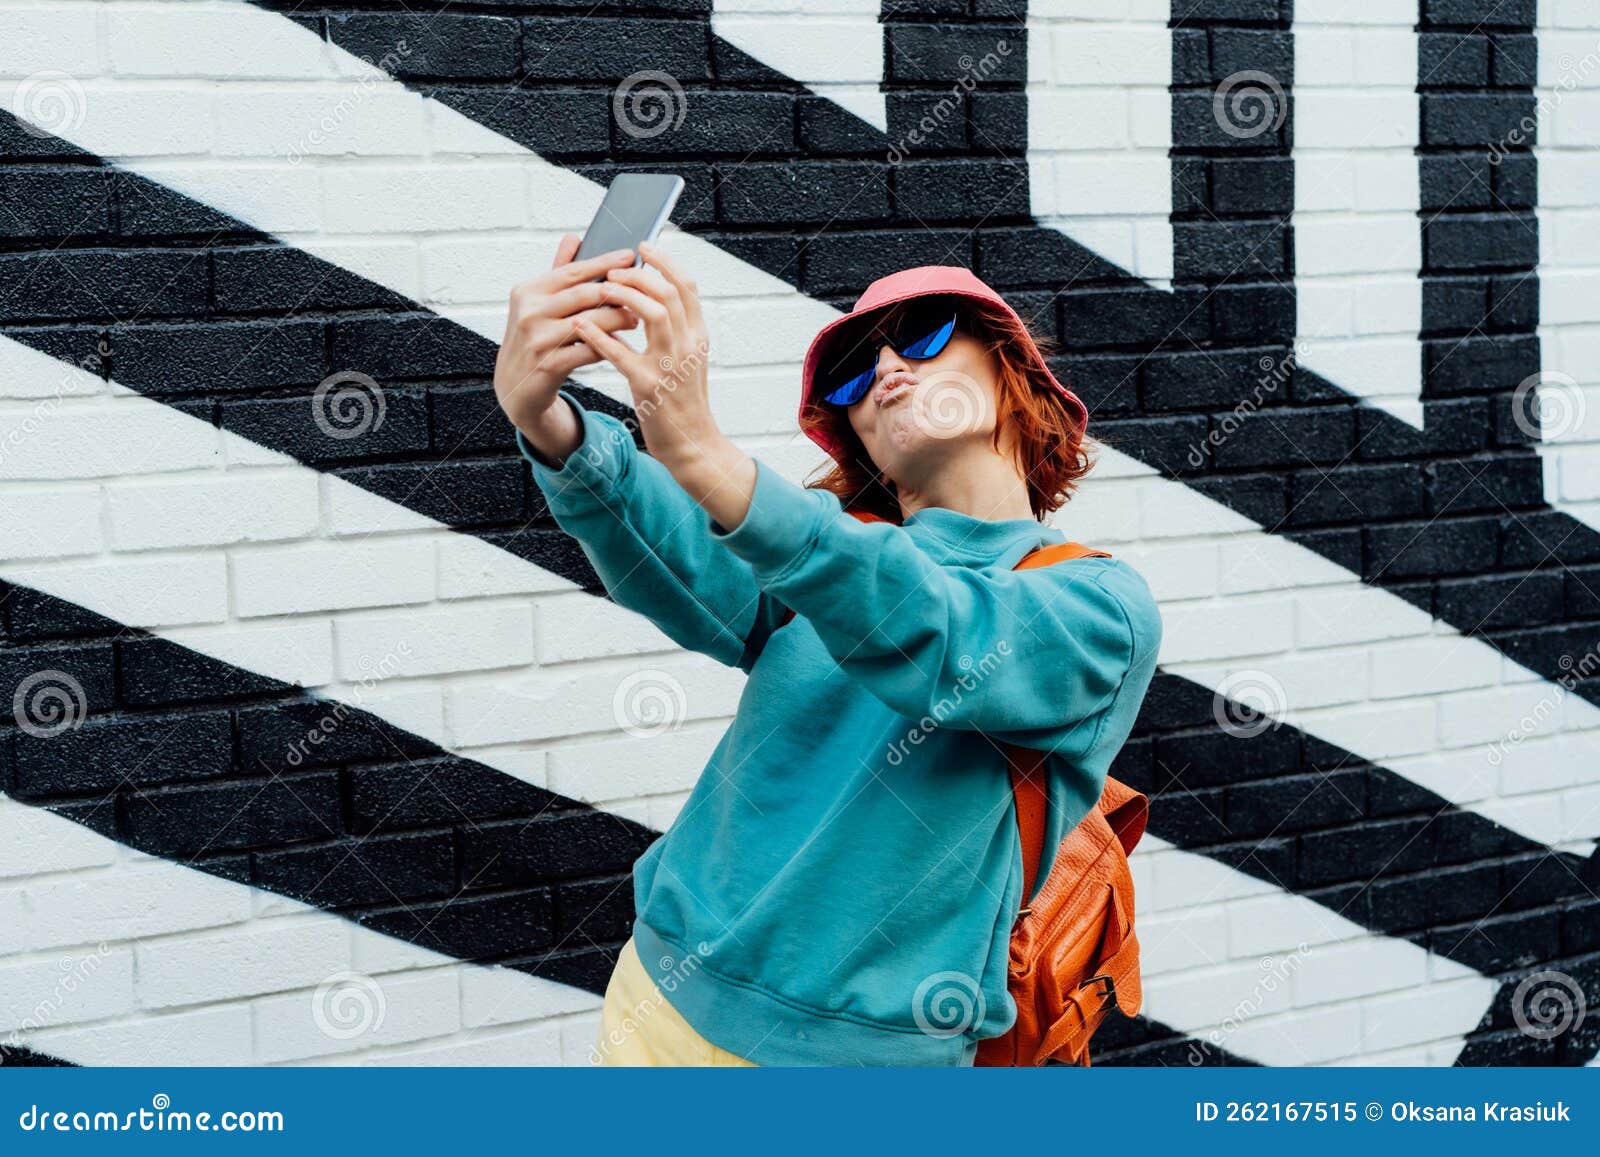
[769,507,1111,905]
[1013,541,1111,570]
[1005,539,1112,905]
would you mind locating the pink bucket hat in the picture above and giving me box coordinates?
[799,265,1089,463]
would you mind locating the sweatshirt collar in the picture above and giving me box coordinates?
[899,504,1063,566]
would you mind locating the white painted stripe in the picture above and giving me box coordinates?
[0,0,833,428]
[1294,2,1423,429]
[0,380,1511,1065]
[0,797,598,1066]
[1070,450,1600,855]
[712,0,886,131]
[1537,7,1600,537]
[5,336,1599,856]
[1027,1,1172,284]
[1135,836,1493,1066]
[0,368,744,822]
[0,1,1597,849]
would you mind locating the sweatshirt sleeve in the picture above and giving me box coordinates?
[708,459,1163,755]
[520,390,777,669]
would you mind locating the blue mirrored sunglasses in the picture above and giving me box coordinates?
[820,312,959,407]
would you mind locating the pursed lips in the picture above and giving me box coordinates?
[873,370,918,408]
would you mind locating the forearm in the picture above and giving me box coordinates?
[522,392,768,666]
[707,461,1155,737]
[659,434,758,536]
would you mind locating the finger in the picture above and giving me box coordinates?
[597,278,673,329]
[567,306,638,334]
[638,240,703,331]
[552,247,636,288]
[573,315,649,379]
[498,339,600,406]
[552,233,581,268]
[534,339,603,379]
[534,280,610,320]
[520,308,635,364]
[606,264,685,331]
[514,248,634,300]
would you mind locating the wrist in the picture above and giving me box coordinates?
[664,436,751,503]
[516,395,581,466]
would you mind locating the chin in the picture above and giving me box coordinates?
[870,431,964,490]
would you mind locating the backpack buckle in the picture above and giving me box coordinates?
[1079,973,1118,1010]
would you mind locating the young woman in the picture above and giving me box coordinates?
[494,237,1162,1066]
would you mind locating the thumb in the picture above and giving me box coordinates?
[553,233,581,268]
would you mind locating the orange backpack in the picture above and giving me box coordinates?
[783,510,1147,1066]
[974,538,1148,1067]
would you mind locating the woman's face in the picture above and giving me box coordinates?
[843,319,1001,488]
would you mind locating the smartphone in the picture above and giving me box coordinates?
[574,174,686,268]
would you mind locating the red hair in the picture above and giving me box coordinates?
[799,298,1092,523]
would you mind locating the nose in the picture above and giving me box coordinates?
[873,341,909,380]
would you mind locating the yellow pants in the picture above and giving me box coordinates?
[593,937,756,1067]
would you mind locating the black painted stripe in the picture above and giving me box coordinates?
[0,1043,75,1066]
[0,116,631,592]
[232,0,1600,721]
[6,575,1595,1061]
[0,581,655,994]
[1126,672,1600,1064]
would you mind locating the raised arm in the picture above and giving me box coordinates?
[495,235,775,668]
[519,391,774,668]
[708,462,1163,755]
[569,243,1162,754]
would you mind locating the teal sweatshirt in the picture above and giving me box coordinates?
[520,391,1162,1066]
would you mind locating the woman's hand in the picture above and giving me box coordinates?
[573,242,757,528]
[494,234,639,462]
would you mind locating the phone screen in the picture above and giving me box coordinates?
[574,174,686,264]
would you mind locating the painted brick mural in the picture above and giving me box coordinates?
[1,0,1599,1067]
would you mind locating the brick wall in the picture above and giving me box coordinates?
[0,0,1597,1067]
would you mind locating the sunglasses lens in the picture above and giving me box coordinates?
[899,315,956,361]
[818,308,959,406]
[822,365,876,407]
